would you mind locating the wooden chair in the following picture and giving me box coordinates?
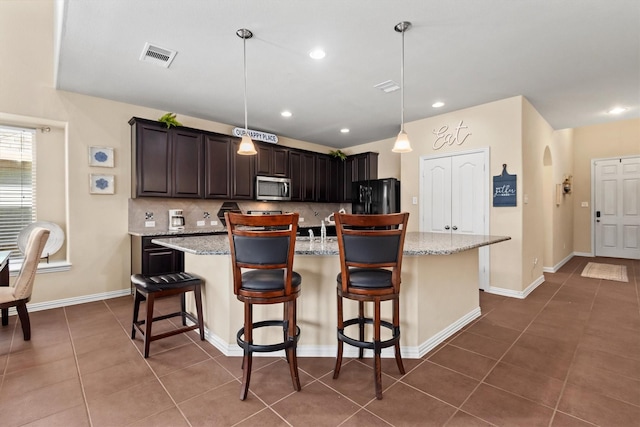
[0,227,50,340]
[225,212,301,400]
[333,212,409,399]
[131,272,204,358]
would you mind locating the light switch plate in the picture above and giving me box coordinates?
[299,217,304,222]
[210,220,218,226]
[196,220,205,226]
[144,221,155,227]
[581,201,589,207]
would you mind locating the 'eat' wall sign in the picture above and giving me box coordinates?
[432,120,472,150]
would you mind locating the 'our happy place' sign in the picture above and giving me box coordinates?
[493,164,517,207]
[232,128,278,144]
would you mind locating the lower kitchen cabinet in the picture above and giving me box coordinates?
[131,235,185,276]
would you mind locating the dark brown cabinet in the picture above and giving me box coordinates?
[130,118,203,198]
[203,133,232,198]
[289,151,316,201]
[131,236,184,276]
[316,155,341,202]
[341,152,378,202]
[256,143,288,177]
[231,139,256,199]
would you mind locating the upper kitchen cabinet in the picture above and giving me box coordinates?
[230,138,256,199]
[203,133,232,198]
[289,151,316,201]
[130,117,203,198]
[256,143,289,177]
[316,154,341,202]
[342,152,378,202]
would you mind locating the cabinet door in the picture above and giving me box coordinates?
[204,134,232,198]
[231,139,255,199]
[342,156,356,202]
[172,128,203,198]
[328,157,341,202]
[302,153,316,201]
[256,144,273,176]
[316,155,331,202]
[289,151,303,201]
[135,122,171,197]
[272,147,289,177]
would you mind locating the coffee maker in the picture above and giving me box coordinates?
[168,209,185,231]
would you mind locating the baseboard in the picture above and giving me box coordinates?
[4,288,133,316]
[485,274,545,299]
[543,253,574,273]
[201,307,482,360]
[573,251,594,258]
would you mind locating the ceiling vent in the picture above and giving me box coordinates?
[374,80,400,93]
[139,43,177,68]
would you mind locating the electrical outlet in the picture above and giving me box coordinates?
[196,220,205,226]
[210,220,218,226]
[145,212,154,220]
[203,212,210,219]
[533,258,538,266]
[299,217,304,222]
[412,196,418,205]
[581,201,589,207]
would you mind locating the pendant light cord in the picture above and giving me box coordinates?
[400,27,405,132]
[243,33,248,134]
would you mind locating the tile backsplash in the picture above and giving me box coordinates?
[129,198,350,231]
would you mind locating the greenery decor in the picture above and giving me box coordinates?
[329,149,347,161]
[158,112,182,128]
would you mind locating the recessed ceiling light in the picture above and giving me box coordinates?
[309,49,326,60]
[432,101,445,108]
[281,111,292,118]
[340,128,350,133]
[607,107,627,115]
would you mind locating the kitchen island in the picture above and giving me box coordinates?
[153,232,510,358]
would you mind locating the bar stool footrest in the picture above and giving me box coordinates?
[237,320,301,353]
[134,311,200,342]
[337,317,401,351]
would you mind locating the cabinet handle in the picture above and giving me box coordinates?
[444,225,450,230]
[452,226,458,231]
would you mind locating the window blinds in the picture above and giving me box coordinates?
[0,126,36,260]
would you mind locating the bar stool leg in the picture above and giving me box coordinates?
[393,297,405,374]
[143,293,155,358]
[333,293,344,379]
[240,302,253,401]
[286,300,301,391]
[131,289,144,339]
[194,284,205,340]
[358,301,365,359]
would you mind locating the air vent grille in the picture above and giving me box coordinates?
[139,43,177,68]
[374,80,400,93]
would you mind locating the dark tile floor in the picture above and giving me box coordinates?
[0,256,638,426]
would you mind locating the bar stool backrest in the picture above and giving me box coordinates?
[225,212,299,296]
[335,212,409,292]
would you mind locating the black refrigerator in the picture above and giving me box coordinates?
[352,178,401,214]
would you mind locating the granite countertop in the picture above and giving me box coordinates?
[128,226,226,237]
[151,232,511,256]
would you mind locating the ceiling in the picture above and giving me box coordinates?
[55,0,640,149]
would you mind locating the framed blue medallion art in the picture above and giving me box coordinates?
[89,174,115,194]
[89,146,114,167]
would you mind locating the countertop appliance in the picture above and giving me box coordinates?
[168,209,185,231]
[255,176,291,201]
[352,178,400,214]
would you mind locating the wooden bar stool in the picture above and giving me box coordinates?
[131,272,204,358]
[333,212,409,400]
[225,212,302,400]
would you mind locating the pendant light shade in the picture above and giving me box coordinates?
[236,28,257,155]
[392,21,413,153]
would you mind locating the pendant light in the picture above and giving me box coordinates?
[236,28,257,155]
[392,21,413,153]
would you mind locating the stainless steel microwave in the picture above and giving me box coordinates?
[255,176,291,201]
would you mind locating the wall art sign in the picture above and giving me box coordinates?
[89,146,114,167]
[493,164,516,207]
[232,128,279,144]
[432,120,472,150]
[90,174,115,194]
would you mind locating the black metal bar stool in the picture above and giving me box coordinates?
[131,272,204,358]
[225,212,302,400]
[333,212,409,400]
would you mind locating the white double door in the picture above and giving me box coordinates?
[594,156,640,259]
[420,149,489,289]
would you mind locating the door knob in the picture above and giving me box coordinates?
[444,225,450,230]
[452,226,458,230]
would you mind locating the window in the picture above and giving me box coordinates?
[0,125,36,261]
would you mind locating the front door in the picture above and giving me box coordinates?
[594,156,640,259]
[421,149,489,288]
